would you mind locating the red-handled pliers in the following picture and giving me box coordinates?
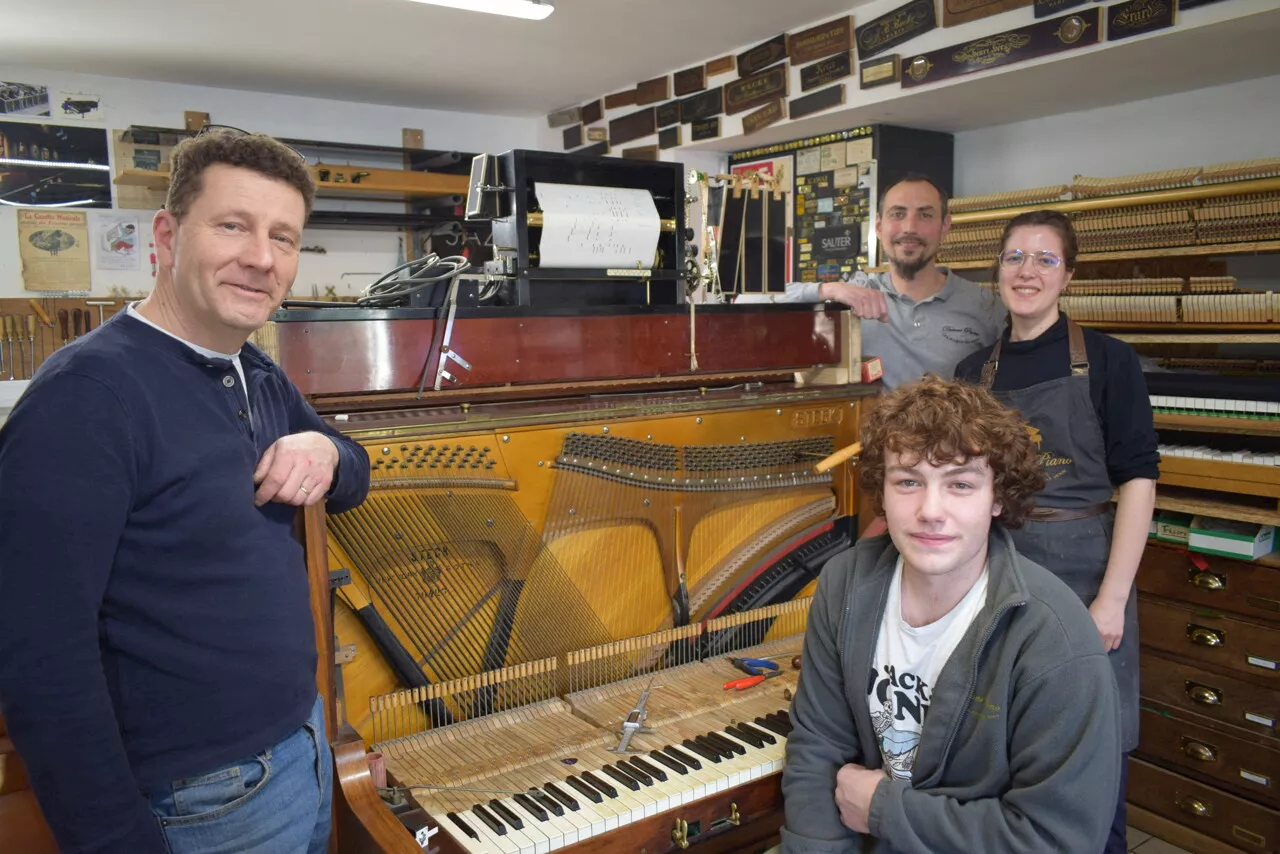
[724,671,782,690]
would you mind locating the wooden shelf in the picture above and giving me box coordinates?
[1149,485,1280,528]
[113,166,469,200]
[1108,333,1280,344]
[1154,412,1280,437]
[913,239,1280,273]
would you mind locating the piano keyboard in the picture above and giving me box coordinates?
[1159,444,1279,467]
[1151,396,1280,421]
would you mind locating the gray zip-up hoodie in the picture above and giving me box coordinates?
[781,528,1122,854]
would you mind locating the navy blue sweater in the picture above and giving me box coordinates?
[0,312,370,853]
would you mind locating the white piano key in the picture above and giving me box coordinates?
[459,809,520,854]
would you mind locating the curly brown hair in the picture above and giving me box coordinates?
[165,127,316,221]
[859,375,1045,528]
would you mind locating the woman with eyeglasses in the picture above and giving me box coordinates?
[954,209,1158,854]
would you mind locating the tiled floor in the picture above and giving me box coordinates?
[1127,825,1194,854]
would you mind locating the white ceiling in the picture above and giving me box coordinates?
[0,0,867,116]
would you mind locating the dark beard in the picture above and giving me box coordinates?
[889,246,936,280]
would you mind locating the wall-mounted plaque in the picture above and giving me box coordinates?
[636,76,670,106]
[623,145,660,161]
[941,0,1031,27]
[575,141,610,157]
[562,124,583,150]
[737,34,788,77]
[608,107,656,146]
[788,84,846,120]
[680,86,724,123]
[706,55,736,76]
[800,51,853,91]
[1178,0,1230,8]
[673,65,706,96]
[902,8,1101,88]
[788,16,854,65]
[691,117,721,142]
[1107,0,1175,41]
[655,100,681,128]
[860,54,902,88]
[604,89,637,110]
[1034,0,1087,17]
[581,99,604,125]
[856,0,937,59]
[741,100,785,135]
[658,126,681,150]
[587,127,607,142]
[724,65,789,115]
[547,106,581,128]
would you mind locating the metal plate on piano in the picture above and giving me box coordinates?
[622,145,660,162]
[680,86,724,123]
[655,100,681,128]
[941,0,1031,27]
[587,127,607,142]
[724,65,789,115]
[636,76,670,106]
[789,84,846,121]
[562,124,583,150]
[1034,0,1087,17]
[901,8,1101,88]
[737,33,788,77]
[673,65,707,96]
[691,117,721,142]
[741,100,785,136]
[605,89,637,109]
[547,106,582,128]
[274,306,847,395]
[581,99,604,125]
[800,51,853,91]
[706,55,736,76]
[856,0,937,59]
[609,107,657,146]
[574,140,610,157]
[788,16,854,65]
[658,126,681,150]
[1107,0,1176,41]
[860,53,902,88]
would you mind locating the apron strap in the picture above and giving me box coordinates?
[979,335,1004,390]
[1067,317,1090,376]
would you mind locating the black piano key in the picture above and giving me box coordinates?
[513,792,548,822]
[602,763,641,791]
[471,803,508,836]
[566,774,604,803]
[650,749,688,775]
[754,715,788,736]
[777,709,792,723]
[545,782,579,811]
[683,737,722,763]
[737,721,777,745]
[665,745,702,770]
[726,724,764,749]
[704,732,744,757]
[530,788,564,817]
[581,770,618,799]
[766,712,794,734]
[488,799,524,830]
[447,812,479,840]
[630,755,668,782]
[616,760,652,786]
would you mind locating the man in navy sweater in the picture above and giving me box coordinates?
[0,128,370,853]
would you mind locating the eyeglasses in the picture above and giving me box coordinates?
[999,249,1063,272]
[195,124,307,163]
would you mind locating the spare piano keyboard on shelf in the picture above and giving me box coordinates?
[1157,444,1279,467]
[1151,396,1280,421]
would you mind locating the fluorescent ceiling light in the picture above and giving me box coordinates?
[0,157,111,171]
[405,0,553,19]
[0,198,97,208]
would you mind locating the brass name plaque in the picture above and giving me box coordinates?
[587,127,607,142]
[673,65,706,96]
[724,65,789,115]
[741,100,785,135]
[680,86,724,123]
[737,34,788,77]
[800,51,853,92]
[1107,0,1175,41]
[788,15,853,65]
[691,117,721,142]
[860,54,902,88]
[856,0,937,59]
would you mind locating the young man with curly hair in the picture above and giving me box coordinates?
[780,375,1122,854]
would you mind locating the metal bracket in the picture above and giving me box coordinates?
[335,644,357,665]
[329,568,351,589]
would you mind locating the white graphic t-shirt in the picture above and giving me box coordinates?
[867,556,988,781]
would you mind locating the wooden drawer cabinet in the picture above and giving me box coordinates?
[1141,650,1280,740]
[1129,756,1280,852]
[1138,596,1280,687]
[1139,544,1280,623]
[1139,704,1280,807]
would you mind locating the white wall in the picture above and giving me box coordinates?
[0,66,539,298]
[954,74,1280,196]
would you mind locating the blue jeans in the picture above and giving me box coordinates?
[146,694,332,854]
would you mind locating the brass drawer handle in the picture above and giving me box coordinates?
[1186,681,1223,706]
[1190,570,1226,591]
[1187,624,1225,647]
[1177,796,1213,818]
[1182,738,1219,762]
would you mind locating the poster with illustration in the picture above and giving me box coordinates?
[55,90,105,122]
[18,208,91,291]
[93,212,141,271]
[0,80,50,116]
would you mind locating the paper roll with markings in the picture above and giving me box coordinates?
[533,182,661,269]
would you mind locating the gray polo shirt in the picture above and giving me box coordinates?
[784,269,1006,389]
